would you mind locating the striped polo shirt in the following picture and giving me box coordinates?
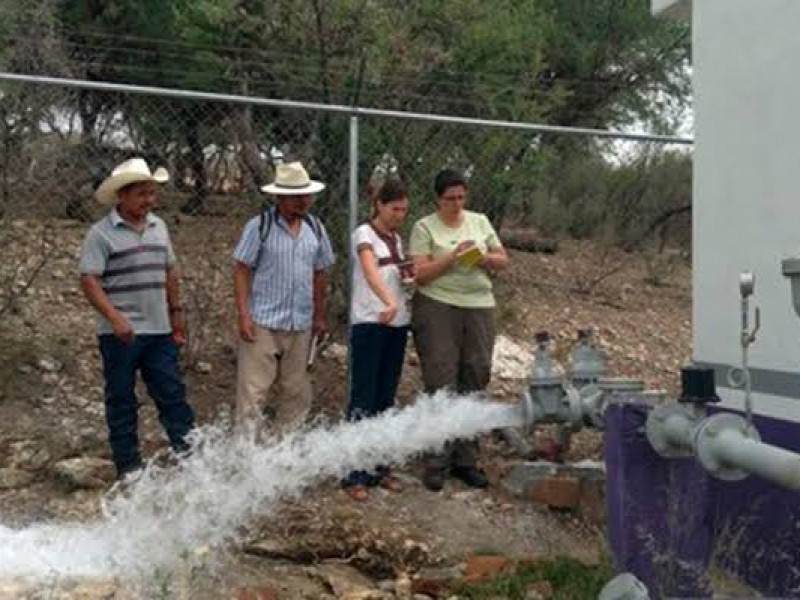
[233,211,336,331]
[79,209,176,335]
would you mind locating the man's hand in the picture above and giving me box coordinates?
[312,313,328,338]
[111,315,135,344]
[238,313,256,343]
[170,309,187,346]
[378,303,398,325]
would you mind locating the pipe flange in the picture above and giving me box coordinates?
[520,391,538,432]
[578,383,606,428]
[645,404,697,458]
[564,386,584,425]
[694,412,760,481]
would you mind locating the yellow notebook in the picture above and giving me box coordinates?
[457,246,484,267]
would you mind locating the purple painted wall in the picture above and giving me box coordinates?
[605,403,800,598]
[604,404,714,598]
[709,407,800,597]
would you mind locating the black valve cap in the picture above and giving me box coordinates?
[534,331,550,344]
[678,366,720,404]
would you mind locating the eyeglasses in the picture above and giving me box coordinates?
[440,194,466,202]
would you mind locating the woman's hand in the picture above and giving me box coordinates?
[453,239,476,257]
[378,303,398,324]
[479,248,509,274]
[479,255,498,272]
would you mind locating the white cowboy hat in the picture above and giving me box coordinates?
[261,161,325,195]
[95,158,169,205]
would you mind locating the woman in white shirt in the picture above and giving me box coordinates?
[343,178,412,501]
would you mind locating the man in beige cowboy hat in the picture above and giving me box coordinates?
[78,157,195,480]
[232,161,335,439]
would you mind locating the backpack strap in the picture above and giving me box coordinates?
[303,213,323,241]
[252,206,274,272]
[252,210,323,272]
[259,206,275,241]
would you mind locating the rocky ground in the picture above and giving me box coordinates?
[0,216,696,599]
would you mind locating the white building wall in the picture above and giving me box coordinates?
[693,0,800,419]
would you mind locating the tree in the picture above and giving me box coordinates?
[536,0,690,131]
[0,0,691,227]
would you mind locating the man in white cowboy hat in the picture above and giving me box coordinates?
[232,161,335,439]
[78,157,195,480]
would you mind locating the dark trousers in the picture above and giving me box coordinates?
[344,323,408,486]
[99,334,195,476]
[411,293,495,471]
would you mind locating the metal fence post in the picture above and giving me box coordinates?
[345,113,359,407]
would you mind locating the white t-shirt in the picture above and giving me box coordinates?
[350,223,411,327]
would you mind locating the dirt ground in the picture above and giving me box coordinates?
[0,215,694,597]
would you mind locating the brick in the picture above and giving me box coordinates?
[503,461,604,498]
[505,461,606,518]
[526,476,581,508]
[578,478,606,525]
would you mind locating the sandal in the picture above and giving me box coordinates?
[380,475,404,493]
[344,485,369,501]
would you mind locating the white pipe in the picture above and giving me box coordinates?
[661,412,695,449]
[740,294,756,426]
[709,430,800,490]
[648,406,800,490]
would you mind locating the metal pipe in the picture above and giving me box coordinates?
[499,427,535,458]
[0,72,694,145]
[741,340,752,426]
[525,372,800,491]
[645,404,699,459]
[348,115,359,243]
[706,430,800,490]
[733,271,759,426]
[345,115,359,409]
[736,291,755,425]
[646,409,800,489]
[661,412,695,450]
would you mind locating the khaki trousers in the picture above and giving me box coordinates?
[235,325,313,440]
[412,292,496,470]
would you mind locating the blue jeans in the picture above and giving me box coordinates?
[99,334,195,476]
[343,323,408,487]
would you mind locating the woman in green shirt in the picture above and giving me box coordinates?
[409,168,509,492]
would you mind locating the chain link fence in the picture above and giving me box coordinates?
[0,74,693,422]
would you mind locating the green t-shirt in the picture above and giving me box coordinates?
[409,210,501,308]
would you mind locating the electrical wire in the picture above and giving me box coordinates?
[1,26,688,95]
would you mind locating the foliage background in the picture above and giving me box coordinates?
[0,0,692,321]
